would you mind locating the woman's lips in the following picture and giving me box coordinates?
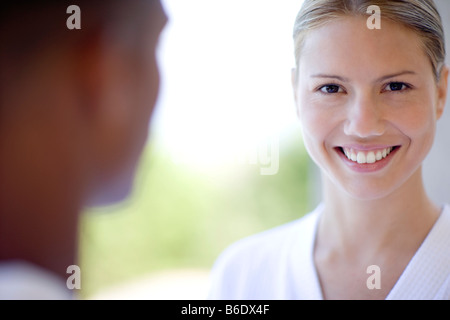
[335,145,401,172]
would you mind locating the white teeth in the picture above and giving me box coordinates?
[375,151,382,161]
[366,152,376,164]
[356,152,366,164]
[343,147,395,164]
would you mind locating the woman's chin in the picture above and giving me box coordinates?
[330,175,401,202]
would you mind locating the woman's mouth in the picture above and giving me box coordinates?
[342,146,396,164]
[335,145,401,172]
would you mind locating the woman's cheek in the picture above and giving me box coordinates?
[299,96,338,139]
[298,97,337,164]
[383,89,437,130]
[390,100,436,140]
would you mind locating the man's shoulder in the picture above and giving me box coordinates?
[0,260,74,300]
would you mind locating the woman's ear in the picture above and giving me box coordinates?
[291,67,302,118]
[436,65,449,120]
[291,67,298,103]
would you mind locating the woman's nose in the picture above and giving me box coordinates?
[343,94,385,138]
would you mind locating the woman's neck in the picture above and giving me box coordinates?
[317,167,441,259]
[313,167,442,299]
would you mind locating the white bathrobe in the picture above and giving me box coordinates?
[208,203,450,300]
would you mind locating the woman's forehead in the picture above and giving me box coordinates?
[298,16,430,79]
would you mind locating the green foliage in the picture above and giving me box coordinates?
[78,135,313,298]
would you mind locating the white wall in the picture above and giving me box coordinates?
[423,0,450,206]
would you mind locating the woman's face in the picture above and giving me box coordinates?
[292,16,448,200]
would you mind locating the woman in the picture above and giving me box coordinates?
[208,0,449,300]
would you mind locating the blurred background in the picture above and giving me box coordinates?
[78,0,450,300]
[78,0,314,299]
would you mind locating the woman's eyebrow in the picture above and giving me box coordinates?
[310,71,417,83]
[310,74,350,82]
[376,71,417,82]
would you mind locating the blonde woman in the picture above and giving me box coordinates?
[209,0,449,300]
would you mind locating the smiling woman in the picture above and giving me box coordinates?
[296,16,446,201]
[208,0,450,300]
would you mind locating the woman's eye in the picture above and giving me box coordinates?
[385,82,410,92]
[319,84,342,94]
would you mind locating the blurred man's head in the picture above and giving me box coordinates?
[0,1,167,207]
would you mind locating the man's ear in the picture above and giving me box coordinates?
[72,27,132,126]
[436,65,449,120]
[72,29,107,119]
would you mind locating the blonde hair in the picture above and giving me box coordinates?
[293,0,446,81]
